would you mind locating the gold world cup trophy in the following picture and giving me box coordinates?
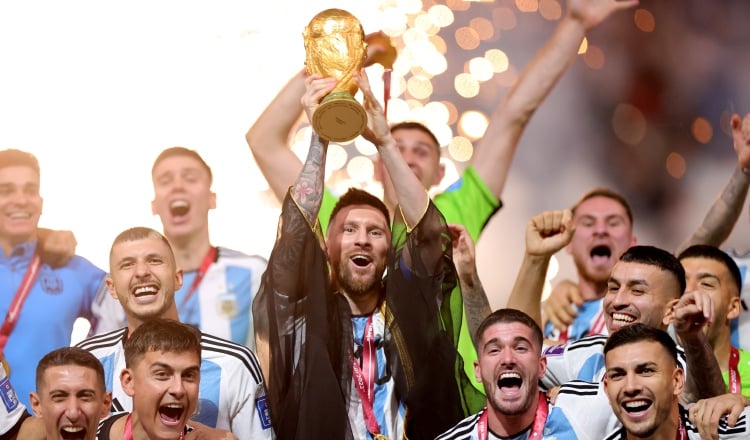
[303,9,368,143]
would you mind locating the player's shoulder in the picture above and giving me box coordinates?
[434,409,482,440]
[216,246,267,268]
[199,331,263,384]
[76,327,127,352]
[543,334,607,356]
[557,379,600,396]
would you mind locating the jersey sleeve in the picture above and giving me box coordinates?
[89,278,126,335]
[433,165,501,242]
[229,363,273,439]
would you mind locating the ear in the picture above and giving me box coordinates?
[662,298,680,326]
[433,161,446,186]
[174,268,184,291]
[29,392,43,417]
[209,191,217,210]
[474,359,481,383]
[101,391,113,418]
[673,367,685,397]
[538,355,548,380]
[728,296,742,320]
[105,276,118,301]
[121,369,135,398]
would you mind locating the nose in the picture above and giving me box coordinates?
[608,288,629,309]
[168,376,187,397]
[64,398,82,422]
[353,228,371,247]
[134,260,150,278]
[622,372,642,396]
[593,219,608,235]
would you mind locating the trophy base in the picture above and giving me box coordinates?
[312,92,367,143]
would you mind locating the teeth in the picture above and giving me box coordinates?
[134,286,158,295]
[61,426,84,432]
[624,400,649,408]
[9,212,30,219]
[500,372,521,379]
[170,200,189,209]
[165,403,184,408]
[612,313,635,323]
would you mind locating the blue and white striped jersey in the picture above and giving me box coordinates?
[435,381,611,440]
[727,250,750,352]
[0,358,27,436]
[1,241,119,409]
[541,334,687,389]
[349,312,405,440]
[604,404,750,439]
[77,327,273,439]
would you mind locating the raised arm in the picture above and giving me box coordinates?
[358,70,428,227]
[470,0,639,199]
[507,210,575,327]
[291,74,336,223]
[677,113,750,254]
[246,70,306,202]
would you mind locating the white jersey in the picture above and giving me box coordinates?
[77,327,273,439]
[604,404,750,439]
[436,381,615,440]
[95,247,267,349]
[0,358,27,436]
[541,334,687,389]
[727,250,750,352]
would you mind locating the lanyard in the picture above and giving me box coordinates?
[676,415,687,440]
[0,254,41,355]
[351,314,381,436]
[179,246,217,309]
[729,346,741,394]
[477,392,548,439]
[124,413,184,440]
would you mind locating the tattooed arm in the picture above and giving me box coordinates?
[290,74,335,223]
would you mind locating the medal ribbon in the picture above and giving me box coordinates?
[351,314,381,436]
[0,254,41,355]
[729,346,741,394]
[477,392,548,439]
[383,69,392,119]
[676,414,687,440]
[179,246,217,309]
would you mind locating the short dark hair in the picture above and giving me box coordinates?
[110,227,174,265]
[0,149,41,176]
[572,187,633,227]
[36,347,105,391]
[152,147,213,185]
[604,323,678,366]
[328,187,391,232]
[678,245,742,296]
[619,245,686,296]
[390,121,441,155]
[124,319,202,368]
[474,308,543,351]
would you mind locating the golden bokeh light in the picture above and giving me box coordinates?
[346,156,376,182]
[539,0,562,20]
[354,137,378,156]
[455,72,480,98]
[459,110,489,140]
[692,117,713,144]
[578,37,588,54]
[468,57,495,82]
[485,48,510,73]
[455,26,481,50]
[424,101,451,125]
[612,103,647,146]
[326,143,349,173]
[469,17,495,41]
[448,136,474,162]
[407,75,434,99]
[516,0,540,13]
[428,4,455,28]
[493,7,518,30]
[634,8,656,32]
[583,44,605,69]
[666,152,687,179]
[441,100,459,125]
[414,11,440,35]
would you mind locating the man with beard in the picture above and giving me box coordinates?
[99,147,268,349]
[253,70,465,439]
[436,308,601,440]
[542,113,750,344]
[603,324,750,439]
[507,210,725,403]
[75,227,272,439]
[96,319,206,440]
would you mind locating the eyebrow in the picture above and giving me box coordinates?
[483,335,532,349]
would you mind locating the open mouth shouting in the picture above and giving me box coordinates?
[350,254,373,270]
[59,425,87,440]
[169,200,190,217]
[131,283,160,304]
[159,403,186,428]
[496,371,523,397]
[590,244,612,266]
[620,397,653,421]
